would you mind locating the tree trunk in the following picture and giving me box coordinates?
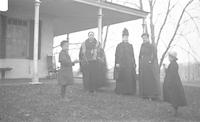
[103,25,110,49]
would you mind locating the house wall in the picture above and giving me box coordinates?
[0,10,54,79]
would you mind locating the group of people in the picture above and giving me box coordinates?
[114,28,187,115]
[57,28,187,116]
[114,28,160,99]
[57,31,108,95]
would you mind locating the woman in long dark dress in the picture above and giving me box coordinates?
[114,28,137,95]
[79,31,107,92]
[163,51,187,116]
[138,33,160,100]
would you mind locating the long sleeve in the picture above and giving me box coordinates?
[151,44,157,63]
[79,46,85,72]
[115,44,120,66]
[139,45,143,73]
[114,44,120,80]
[130,45,136,68]
[79,46,83,62]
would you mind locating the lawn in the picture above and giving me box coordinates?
[0,79,200,122]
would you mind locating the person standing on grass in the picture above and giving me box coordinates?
[58,40,79,99]
[114,28,137,95]
[163,51,187,116]
[138,33,161,100]
[79,31,107,93]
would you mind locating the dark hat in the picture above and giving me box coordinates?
[122,28,129,36]
[60,40,69,47]
[141,33,149,38]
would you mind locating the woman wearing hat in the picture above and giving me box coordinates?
[139,33,161,100]
[163,51,187,116]
[114,28,137,95]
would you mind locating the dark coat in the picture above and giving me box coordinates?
[163,60,187,107]
[57,50,74,86]
[79,38,107,91]
[139,42,160,98]
[114,42,136,95]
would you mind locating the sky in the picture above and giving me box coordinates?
[53,0,200,72]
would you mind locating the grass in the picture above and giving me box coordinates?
[0,80,200,122]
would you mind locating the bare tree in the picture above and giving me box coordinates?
[140,0,199,68]
[159,0,196,67]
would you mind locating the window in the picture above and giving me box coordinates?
[0,14,41,59]
[6,17,28,58]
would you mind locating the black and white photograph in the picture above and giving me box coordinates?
[0,0,200,121]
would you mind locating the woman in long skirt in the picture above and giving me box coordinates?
[79,31,107,93]
[138,33,161,100]
[114,28,137,95]
[163,51,187,116]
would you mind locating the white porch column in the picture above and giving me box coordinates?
[0,0,8,11]
[98,0,103,47]
[66,33,69,41]
[142,19,148,34]
[31,0,42,84]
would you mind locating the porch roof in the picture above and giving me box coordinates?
[9,0,148,36]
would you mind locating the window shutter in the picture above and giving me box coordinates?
[0,14,7,58]
[28,20,42,59]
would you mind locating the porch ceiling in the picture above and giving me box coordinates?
[8,0,148,36]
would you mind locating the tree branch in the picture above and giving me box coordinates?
[177,33,200,61]
[159,0,194,67]
[149,0,156,44]
[181,16,200,25]
[139,0,146,35]
[139,0,143,10]
[176,45,200,62]
[156,0,171,46]
[185,11,200,37]
[103,25,110,49]
[156,0,178,46]
[152,0,157,8]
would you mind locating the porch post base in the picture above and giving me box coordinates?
[29,81,42,85]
